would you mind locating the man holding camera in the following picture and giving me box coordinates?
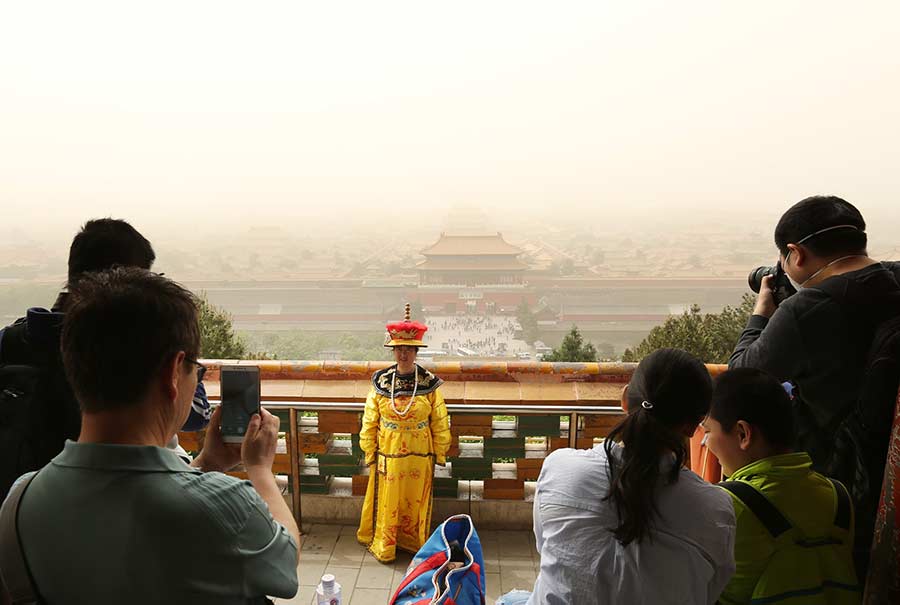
[0,268,299,604]
[729,195,900,575]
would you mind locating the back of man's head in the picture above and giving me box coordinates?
[774,196,867,258]
[62,267,199,413]
[710,368,795,450]
[67,219,155,285]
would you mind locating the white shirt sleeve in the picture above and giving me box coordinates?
[706,504,737,604]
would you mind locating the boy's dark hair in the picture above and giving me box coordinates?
[710,368,795,449]
[62,268,200,412]
[67,218,155,285]
[774,196,867,258]
[604,348,713,546]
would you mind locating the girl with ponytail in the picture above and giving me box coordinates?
[498,348,736,605]
[605,347,716,545]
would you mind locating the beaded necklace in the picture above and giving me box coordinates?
[389,366,418,418]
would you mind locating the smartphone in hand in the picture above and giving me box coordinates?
[220,365,261,443]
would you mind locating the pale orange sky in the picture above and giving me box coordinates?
[1,1,899,245]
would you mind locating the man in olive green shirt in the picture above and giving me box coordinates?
[2,268,300,604]
[702,368,859,605]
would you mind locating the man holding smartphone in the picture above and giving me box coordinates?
[220,365,262,444]
[0,268,299,604]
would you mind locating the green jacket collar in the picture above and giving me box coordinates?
[730,452,812,482]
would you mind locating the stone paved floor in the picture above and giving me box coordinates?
[274,523,539,605]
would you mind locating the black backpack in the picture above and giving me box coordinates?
[814,274,900,576]
[0,319,80,502]
[825,313,900,499]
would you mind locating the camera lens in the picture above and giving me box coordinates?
[748,266,773,293]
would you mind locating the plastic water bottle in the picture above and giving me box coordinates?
[316,573,342,605]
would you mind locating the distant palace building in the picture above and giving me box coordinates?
[182,225,749,354]
[417,233,528,287]
[416,233,532,313]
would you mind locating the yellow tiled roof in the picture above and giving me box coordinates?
[421,233,524,256]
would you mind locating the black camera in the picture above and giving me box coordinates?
[748,262,797,306]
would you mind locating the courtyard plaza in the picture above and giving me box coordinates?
[273,523,538,604]
[422,315,531,357]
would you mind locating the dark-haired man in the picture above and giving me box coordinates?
[728,195,900,574]
[730,196,899,432]
[703,368,858,605]
[0,219,210,498]
[1,268,299,603]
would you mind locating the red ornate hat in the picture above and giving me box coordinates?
[384,303,427,348]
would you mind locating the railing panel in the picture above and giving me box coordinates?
[179,401,692,525]
[183,360,724,532]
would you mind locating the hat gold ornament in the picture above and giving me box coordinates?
[384,303,428,348]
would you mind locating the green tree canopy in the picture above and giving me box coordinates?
[621,294,754,363]
[198,294,249,359]
[542,325,598,362]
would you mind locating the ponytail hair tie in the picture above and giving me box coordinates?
[641,400,654,410]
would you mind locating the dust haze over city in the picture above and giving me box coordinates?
[2,1,899,361]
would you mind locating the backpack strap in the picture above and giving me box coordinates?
[815,271,900,326]
[0,473,41,605]
[828,478,852,532]
[719,481,793,538]
[814,273,853,304]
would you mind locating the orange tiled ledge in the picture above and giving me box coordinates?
[200,360,728,405]
[202,359,645,379]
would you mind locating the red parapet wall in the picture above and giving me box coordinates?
[198,359,727,383]
[196,360,728,408]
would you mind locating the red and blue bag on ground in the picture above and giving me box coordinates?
[390,514,486,605]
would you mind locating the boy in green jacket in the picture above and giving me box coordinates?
[702,368,859,605]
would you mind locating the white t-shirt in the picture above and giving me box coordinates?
[528,444,736,605]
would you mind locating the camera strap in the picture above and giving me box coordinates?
[0,472,42,605]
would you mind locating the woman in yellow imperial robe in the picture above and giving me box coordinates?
[357,307,451,563]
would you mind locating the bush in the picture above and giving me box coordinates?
[542,326,597,362]
[621,294,754,364]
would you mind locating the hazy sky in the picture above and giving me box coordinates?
[2,1,899,246]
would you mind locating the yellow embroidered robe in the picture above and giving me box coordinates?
[356,365,451,563]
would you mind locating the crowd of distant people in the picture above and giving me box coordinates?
[426,315,526,357]
[1,194,898,604]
